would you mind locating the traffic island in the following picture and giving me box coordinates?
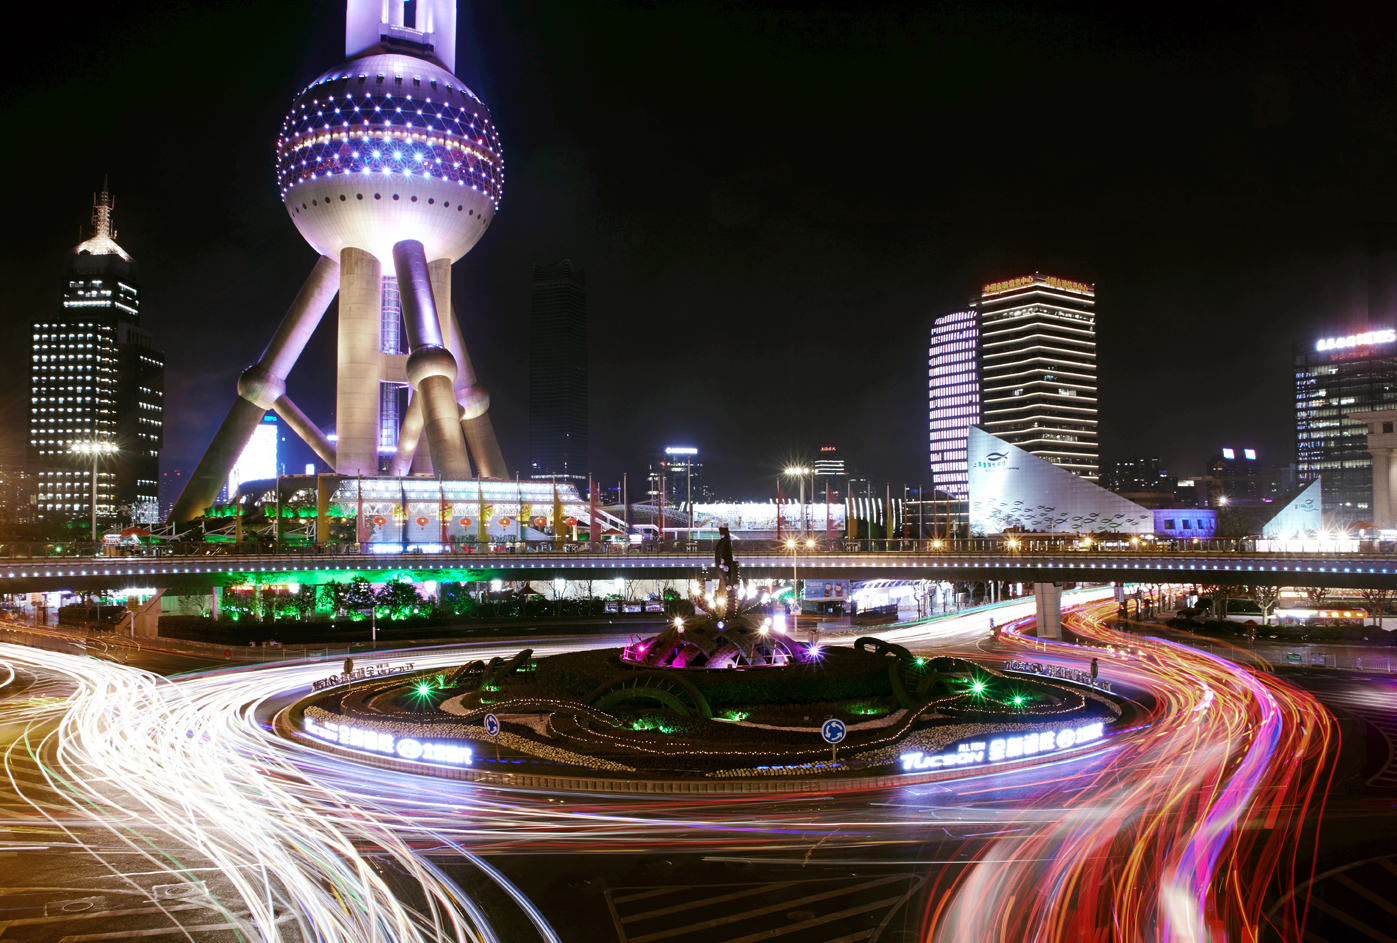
[281,611,1135,792]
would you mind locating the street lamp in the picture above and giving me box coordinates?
[70,441,117,545]
[784,536,816,635]
[783,466,813,532]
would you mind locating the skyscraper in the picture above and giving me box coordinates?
[928,310,980,498]
[29,185,164,525]
[929,274,1098,495]
[529,260,588,482]
[813,445,848,498]
[1294,326,1397,522]
[976,275,1098,480]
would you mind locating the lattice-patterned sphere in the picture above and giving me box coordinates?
[276,53,503,264]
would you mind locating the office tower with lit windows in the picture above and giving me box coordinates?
[28,185,164,525]
[930,275,1098,495]
[975,274,1098,479]
[813,445,847,498]
[529,260,588,482]
[1295,326,1397,523]
[928,310,980,497]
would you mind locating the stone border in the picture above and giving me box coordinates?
[273,700,1129,795]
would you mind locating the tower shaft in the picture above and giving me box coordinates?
[336,248,383,475]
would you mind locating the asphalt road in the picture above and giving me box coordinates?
[0,590,1381,942]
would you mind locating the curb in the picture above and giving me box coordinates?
[273,700,1121,796]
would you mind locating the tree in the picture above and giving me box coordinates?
[344,575,376,614]
[1201,583,1239,616]
[1303,586,1330,611]
[1246,585,1282,624]
[319,580,348,616]
[285,584,316,620]
[376,579,424,619]
[1359,587,1396,626]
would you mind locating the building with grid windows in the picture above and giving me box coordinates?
[1295,327,1397,524]
[928,310,980,497]
[930,275,1098,495]
[976,275,1098,480]
[28,185,164,525]
[529,260,588,483]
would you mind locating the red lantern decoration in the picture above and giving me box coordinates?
[533,516,547,529]
[459,516,473,527]
[372,515,387,527]
[563,516,577,527]
[498,516,512,527]
[415,515,429,527]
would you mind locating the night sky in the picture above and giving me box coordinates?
[3,0,1396,500]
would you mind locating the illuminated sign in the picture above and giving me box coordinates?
[1243,449,1257,460]
[820,446,837,452]
[303,717,473,766]
[1043,276,1092,295]
[983,275,1034,296]
[1315,329,1396,352]
[899,722,1104,772]
[664,447,698,455]
[311,661,415,691]
[1002,660,1112,692]
[228,415,278,495]
[1222,448,1235,460]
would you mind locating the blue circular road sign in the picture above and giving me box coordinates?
[484,713,500,738]
[821,719,846,744]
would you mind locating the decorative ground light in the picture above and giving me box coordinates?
[295,637,1132,781]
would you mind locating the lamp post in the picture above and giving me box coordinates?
[784,536,816,636]
[70,441,117,547]
[783,466,812,532]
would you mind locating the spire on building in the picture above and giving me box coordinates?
[73,177,131,262]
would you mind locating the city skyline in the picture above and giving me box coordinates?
[7,1,1397,501]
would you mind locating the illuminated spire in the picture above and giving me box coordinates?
[73,177,131,261]
[91,177,115,242]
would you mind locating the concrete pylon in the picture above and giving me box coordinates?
[426,260,507,477]
[336,248,382,475]
[168,255,341,523]
[1034,582,1063,640]
[393,240,472,479]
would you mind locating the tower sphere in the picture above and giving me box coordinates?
[276,53,503,264]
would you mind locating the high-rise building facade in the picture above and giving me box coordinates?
[929,274,1098,496]
[928,310,980,497]
[529,260,588,482]
[648,447,706,508]
[29,185,164,525]
[1295,326,1397,522]
[976,275,1098,479]
[813,445,847,499]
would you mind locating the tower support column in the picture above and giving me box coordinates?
[168,255,340,523]
[426,257,506,477]
[336,247,382,475]
[393,240,472,479]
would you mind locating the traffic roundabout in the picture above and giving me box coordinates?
[281,609,1136,793]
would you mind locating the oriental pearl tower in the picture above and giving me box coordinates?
[170,0,506,522]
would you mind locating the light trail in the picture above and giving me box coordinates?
[0,592,1338,942]
[921,602,1336,943]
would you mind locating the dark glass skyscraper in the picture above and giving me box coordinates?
[529,260,588,482]
[1295,327,1397,523]
[29,185,164,525]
